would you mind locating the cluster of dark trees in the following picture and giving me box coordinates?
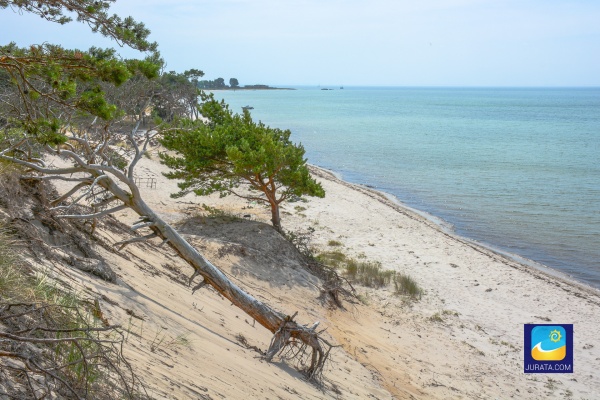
[0,0,330,391]
[197,77,239,89]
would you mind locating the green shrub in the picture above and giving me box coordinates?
[200,203,241,221]
[345,258,358,277]
[430,312,444,323]
[317,246,421,296]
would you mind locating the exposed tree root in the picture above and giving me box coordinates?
[264,312,336,381]
[0,302,146,399]
[285,228,357,309]
[309,259,357,309]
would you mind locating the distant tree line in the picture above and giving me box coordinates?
[198,77,239,89]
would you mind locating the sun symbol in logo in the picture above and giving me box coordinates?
[549,329,562,343]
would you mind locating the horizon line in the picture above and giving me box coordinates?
[266,84,600,89]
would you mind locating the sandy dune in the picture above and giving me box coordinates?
[41,151,600,399]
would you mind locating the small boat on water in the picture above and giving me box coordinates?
[242,105,254,110]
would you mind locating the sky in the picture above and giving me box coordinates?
[1,0,599,86]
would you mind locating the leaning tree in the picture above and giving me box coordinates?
[160,93,325,233]
[0,0,332,380]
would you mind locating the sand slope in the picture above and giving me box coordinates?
[39,152,600,399]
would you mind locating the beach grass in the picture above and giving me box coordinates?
[316,250,347,268]
[317,248,422,296]
[345,259,394,288]
[393,273,422,299]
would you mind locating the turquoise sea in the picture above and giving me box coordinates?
[213,87,600,288]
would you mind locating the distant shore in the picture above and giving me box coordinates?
[206,85,295,91]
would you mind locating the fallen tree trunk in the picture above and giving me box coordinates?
[119,181,329,379]
[1,135,331,379]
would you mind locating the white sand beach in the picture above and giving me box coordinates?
[41,151,600,399]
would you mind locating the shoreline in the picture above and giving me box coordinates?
[309,163,600,294]
[213,86,600,292]
[295,162,600,398]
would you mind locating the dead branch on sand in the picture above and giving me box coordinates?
[0,302,146,399]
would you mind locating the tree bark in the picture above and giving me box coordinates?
[269,201,283,234]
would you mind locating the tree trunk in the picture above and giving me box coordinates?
[144,201,286,330]
[123,194,327,376]
[101,179,285,330]
[269,201,283,234]
[93,180,325,377]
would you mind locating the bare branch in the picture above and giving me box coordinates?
[25,175,91,183]
[228,187,269,204]
[53,174,108,211]
[57,204,127,220]
[0,301,146,399]
[131,221,154,231]
[0,330,119,345]
[64,135,94,160]
[114,233,158,250]
[12,324,123,336]
[92,195,119,209]
[51,148,132,186]
[0,154,85,175]
[127,95,155,178]
[11,149,47,167]
[28,358,83,400]
[188,269,201,286]
[191,280,207,294]
[126,119,144,179]
[50,181,91,207]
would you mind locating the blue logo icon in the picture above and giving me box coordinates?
[524,324,573,373]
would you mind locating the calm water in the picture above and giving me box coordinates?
[214,87,600,288]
